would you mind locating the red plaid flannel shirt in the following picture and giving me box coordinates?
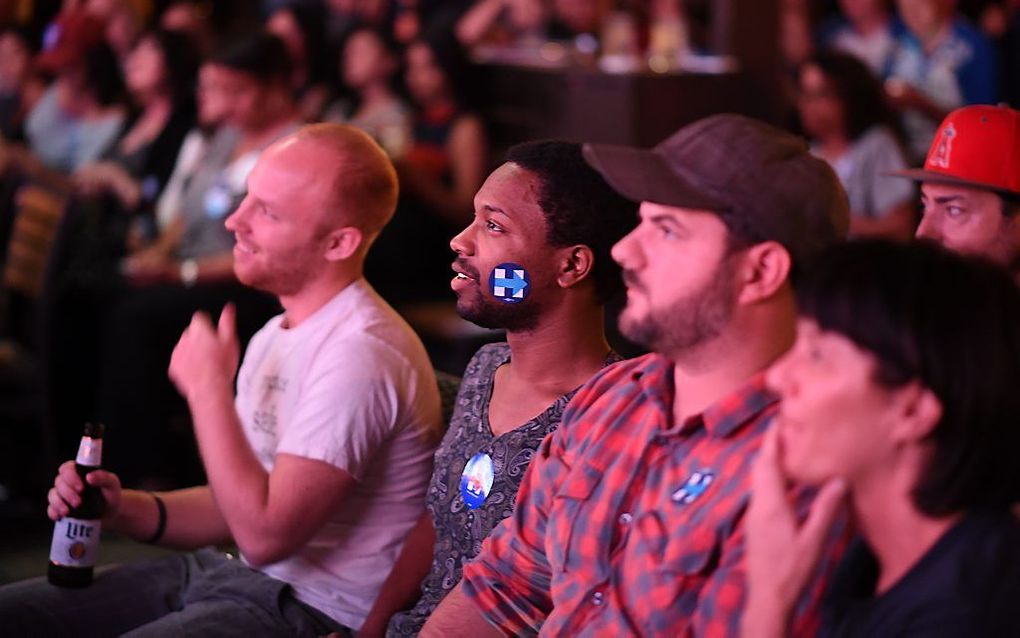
[461,353,851,636]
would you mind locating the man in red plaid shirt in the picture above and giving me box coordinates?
[420,114,853,637]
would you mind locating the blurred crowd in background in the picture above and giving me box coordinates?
[0,0,1014,492]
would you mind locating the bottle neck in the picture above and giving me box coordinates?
[75,436,103,468]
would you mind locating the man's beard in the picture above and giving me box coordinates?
[456,285,541,332]
[453,259,541,332]
[619,256,737,355]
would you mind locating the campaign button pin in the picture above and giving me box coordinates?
[460,452,495,510]
[671,470,715,505]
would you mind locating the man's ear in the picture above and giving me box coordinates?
[556,245,595,289]
[324,226,363,262]
[736,241,792,304]
[890,382,943,444]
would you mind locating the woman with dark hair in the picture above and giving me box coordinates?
[400,29,486,227]
[121,31,299,285]
[326,26,411,157]
[743,240,1020,637]
[368,29,486,303]
[266,2,333,121]
[92,32,301,485]
[2,12,128,178]
[798,51,915,239]
[72,29,198,217]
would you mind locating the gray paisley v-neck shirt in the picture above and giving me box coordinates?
[387,342,622,636]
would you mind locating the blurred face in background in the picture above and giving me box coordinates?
[839,0,889,26]
[405,42,448,106]
[196,63,237,128]
[797,63,845,140]
[266,8,306,80]
[897,0,951,41]
[0,32,32,91]
[123,35,167,100]
[343,29,396,91]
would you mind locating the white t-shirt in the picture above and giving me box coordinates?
[234,279,441,629]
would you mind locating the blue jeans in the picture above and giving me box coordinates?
[0,548,349,637]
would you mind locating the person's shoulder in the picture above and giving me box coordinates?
[944,17,995,58]
[565,353,665,417]
[584,352,664,390]
[854,125,903,156]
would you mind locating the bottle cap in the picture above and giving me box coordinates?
[83,422,105,439]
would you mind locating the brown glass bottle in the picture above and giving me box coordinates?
[47,422,105,587]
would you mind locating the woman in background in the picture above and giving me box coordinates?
[369,29,487,304]
[326,26,411,157]
[797,51,915,240]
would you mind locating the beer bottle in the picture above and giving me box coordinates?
[47,422,105,587]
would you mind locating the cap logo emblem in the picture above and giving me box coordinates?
[929,123,957,169]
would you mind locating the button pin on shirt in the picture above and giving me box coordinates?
[591,591,604,606]
[618,512,633,526]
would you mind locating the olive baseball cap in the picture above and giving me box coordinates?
[582,114,849,266]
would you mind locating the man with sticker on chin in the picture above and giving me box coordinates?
[359,141,638,637]
[420,115,856,636]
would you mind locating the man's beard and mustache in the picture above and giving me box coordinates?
[618,257,737,355]
[454,259,542,332]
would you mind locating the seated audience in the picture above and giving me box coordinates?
[0,124,442,636]
[4,12,127,178]
[798,51,915,239]
[160,0,217,57]
[885,0,999,160]
[893,104,1020,272]
[96,33,303,484]
[151,59,235,241]
[420,114,852,636]
[325,26,411,157]
[455,0,546,48]
[0,27,39,141]
[72,28,197,221]
[362,140,637,636]
[743,239,1020,637]
[265,2,333,121]
[369,29,486,304]
[86,0,146,62]
[818,0,902,75]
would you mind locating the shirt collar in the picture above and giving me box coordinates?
[631,356,778,438]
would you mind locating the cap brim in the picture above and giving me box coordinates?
[583,143,728,210]
[888,168,1020,198]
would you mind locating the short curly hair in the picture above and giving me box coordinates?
[505,140,638,304]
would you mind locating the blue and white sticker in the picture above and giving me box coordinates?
[203,179,235,219]
[489,263,529,303]
[460,452,495,509]
[671,470,714,505]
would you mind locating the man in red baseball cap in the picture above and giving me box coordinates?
[893,105,1020,268]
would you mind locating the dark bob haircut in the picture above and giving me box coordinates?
[210,32,292,85]
[801,51,905,145]
[505,140,638,304]
[796,239,1020,516]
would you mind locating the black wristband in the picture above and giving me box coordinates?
[144,492,167,544]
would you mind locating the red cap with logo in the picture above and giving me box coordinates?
[892,105,1020,198]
